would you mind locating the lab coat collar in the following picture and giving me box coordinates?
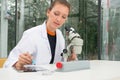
[41,21,48,39]
[41,21,59,39]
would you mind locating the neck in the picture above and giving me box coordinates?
[47,28,56,36]
[46,20,56,33]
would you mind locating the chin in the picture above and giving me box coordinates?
[53,25,59,29]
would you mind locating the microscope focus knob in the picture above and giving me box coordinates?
[63,49,67,53]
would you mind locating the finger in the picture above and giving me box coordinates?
[19,54,32,64]
[73,54,77,60]
[69,53,76,60]
[18,56,31,65]
[24,52,32,58]
[22,53,32,61]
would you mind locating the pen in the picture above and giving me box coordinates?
[30,53,36,65]
[32,59,36,65]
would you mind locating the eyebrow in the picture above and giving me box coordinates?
[54,11,68,16]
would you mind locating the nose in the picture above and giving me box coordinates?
[56,16,62,22]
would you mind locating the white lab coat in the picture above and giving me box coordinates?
[4,21,65,68]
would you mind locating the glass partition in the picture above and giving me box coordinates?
[108,0,120,60]
[7,0,50,53]
[0,0,1,49]
[101,0,120,61]
[3,0,120,61]
[0,0,100,60]
[0,0,1,26]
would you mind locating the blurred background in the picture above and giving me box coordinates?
[0,0,120,61]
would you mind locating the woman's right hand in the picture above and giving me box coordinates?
[13,52,32,70]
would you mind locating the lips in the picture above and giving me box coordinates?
[54,22,60,26]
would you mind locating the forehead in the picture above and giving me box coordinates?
[51,3,69,15]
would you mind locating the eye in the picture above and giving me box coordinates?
[62,16,67,19]
[54,12,59,16]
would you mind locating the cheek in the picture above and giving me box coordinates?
[61,19,66,25]
[51,14,57,21]
[62,19,66,23]
[47,12,53,20]
[48,12,55,19]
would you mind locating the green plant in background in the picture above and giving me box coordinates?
[7,0,99,60]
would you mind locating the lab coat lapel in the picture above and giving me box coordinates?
[41,22,51,58]
[54,30,61,62]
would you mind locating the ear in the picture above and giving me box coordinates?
[46,9,50,17]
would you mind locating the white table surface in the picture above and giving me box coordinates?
[0,60,120,80]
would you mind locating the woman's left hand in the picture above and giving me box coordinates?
[67,49,77,61]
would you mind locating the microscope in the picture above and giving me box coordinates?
[56,27,90,72]
[61,26,83,61]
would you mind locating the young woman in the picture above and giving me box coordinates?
[4,0,76,70]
